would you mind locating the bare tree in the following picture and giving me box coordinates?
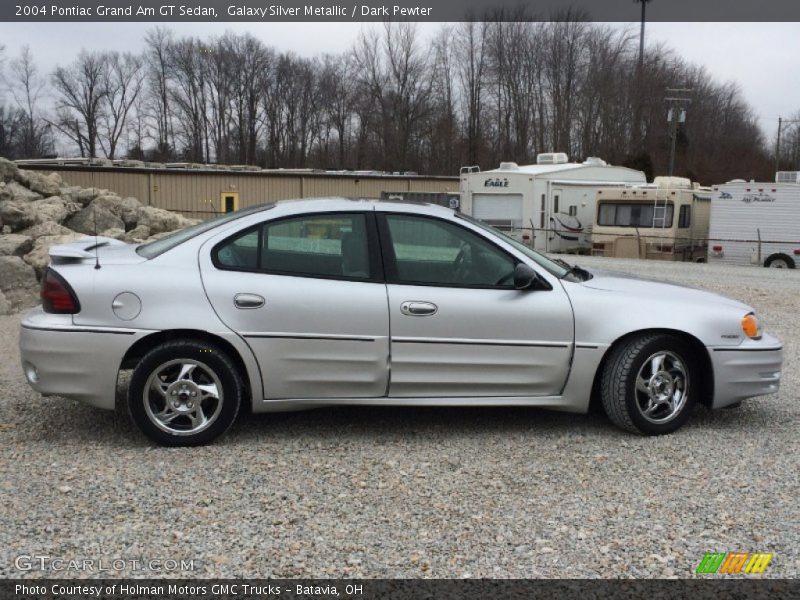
[51,51,108,158]
[98,51,145,159]
[143,27,175,159]
[8,46,51,157]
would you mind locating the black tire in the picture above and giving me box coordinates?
[128,340,243,446]
[764,253,795,269]
[600,334,697,435]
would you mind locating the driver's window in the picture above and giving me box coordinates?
[385,215,515,287]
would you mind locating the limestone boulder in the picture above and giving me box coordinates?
[16,170,62,197]
[0,157,19,183]
[6,181,42,203]
[0,234,34,257]
[64,204,125,236]
[0,200,38,232]
[136,206,197,235]
[0,255,39,311]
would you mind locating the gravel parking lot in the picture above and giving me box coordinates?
[0,256,797,579]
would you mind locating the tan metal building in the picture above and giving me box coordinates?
[15,159,459,220]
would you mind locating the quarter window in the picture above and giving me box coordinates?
[384,215,516,287]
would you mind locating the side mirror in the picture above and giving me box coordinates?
[513,263,538,290]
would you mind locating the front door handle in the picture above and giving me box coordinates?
[400,301,438,316]
[234,293,265,309]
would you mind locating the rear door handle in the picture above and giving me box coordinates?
[400,301,438,316]
[234,293,265,309]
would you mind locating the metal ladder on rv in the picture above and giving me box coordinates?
[651,187,670,253]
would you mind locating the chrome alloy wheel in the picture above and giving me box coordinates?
[634,351,689,424]
[143,359,223,436]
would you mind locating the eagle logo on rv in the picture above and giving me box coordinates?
[484,177,509,188]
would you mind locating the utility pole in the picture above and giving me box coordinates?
[665,88,691,176]
[633,0,652,151]
[635,0,651,73]
[775,117,800,173]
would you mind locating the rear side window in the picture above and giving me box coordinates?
[263,214,371,279]
[213,213,374,281]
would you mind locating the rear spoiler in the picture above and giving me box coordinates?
[49,236,128,260]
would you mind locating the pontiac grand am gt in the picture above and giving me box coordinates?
[19,199,782,445]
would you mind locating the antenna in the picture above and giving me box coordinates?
[92,169,101,269]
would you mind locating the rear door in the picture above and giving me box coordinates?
[377,211,574,398]
[200,211,389,400]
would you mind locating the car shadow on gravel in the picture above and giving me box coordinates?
[11,382,784,448]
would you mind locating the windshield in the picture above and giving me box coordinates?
[136,204,274,259]
[457,213,570,278]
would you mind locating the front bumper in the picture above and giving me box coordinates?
[19,308,138,410]
[708,333,783,408]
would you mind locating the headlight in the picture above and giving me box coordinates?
[741,313,761,339]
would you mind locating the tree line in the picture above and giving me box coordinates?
[0,19,785,183]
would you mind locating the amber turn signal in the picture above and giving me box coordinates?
[741,313,760,339]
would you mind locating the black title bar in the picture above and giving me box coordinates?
[3,0,800,22]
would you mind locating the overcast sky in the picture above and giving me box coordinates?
[0,21,797,142]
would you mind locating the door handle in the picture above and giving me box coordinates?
[234,293,265,309]
[400,301,438,316]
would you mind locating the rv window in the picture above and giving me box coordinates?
[554,195,559,213]
[569,205,577,217]
[597,202,674,228]
[678,205,691,228]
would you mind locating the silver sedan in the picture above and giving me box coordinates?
[19,199,783,445]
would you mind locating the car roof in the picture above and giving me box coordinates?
[269,196,456,217]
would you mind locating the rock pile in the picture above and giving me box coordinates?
[0,157,199,315]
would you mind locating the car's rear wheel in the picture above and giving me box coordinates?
[128,340,242,446]
[600,334,697,435]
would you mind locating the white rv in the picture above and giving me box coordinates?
[591,177,712,262]
[708,174,800,269]
[460,153,646,253]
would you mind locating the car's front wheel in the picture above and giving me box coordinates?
[128,340,243,446]
[600,334,697,435]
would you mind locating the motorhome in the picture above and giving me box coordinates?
[459,153,646,253]
[708,173,800,269]
[590,177,711,262]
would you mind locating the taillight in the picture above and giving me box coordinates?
[41,268,80,314]
[794,249,800,256]
[712,245,723,252]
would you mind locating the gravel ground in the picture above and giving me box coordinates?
[0,256,797,579]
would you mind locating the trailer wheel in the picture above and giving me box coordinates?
[764,254,795,269]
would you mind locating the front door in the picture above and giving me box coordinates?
[200,211,389,399]
[377,212,574,398]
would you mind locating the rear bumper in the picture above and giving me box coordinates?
[708,334,783,408]
[19,308,138,410]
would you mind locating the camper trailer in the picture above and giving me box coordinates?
[459,154,646,253]
[590,177,711,262]
[708,174,800,269]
